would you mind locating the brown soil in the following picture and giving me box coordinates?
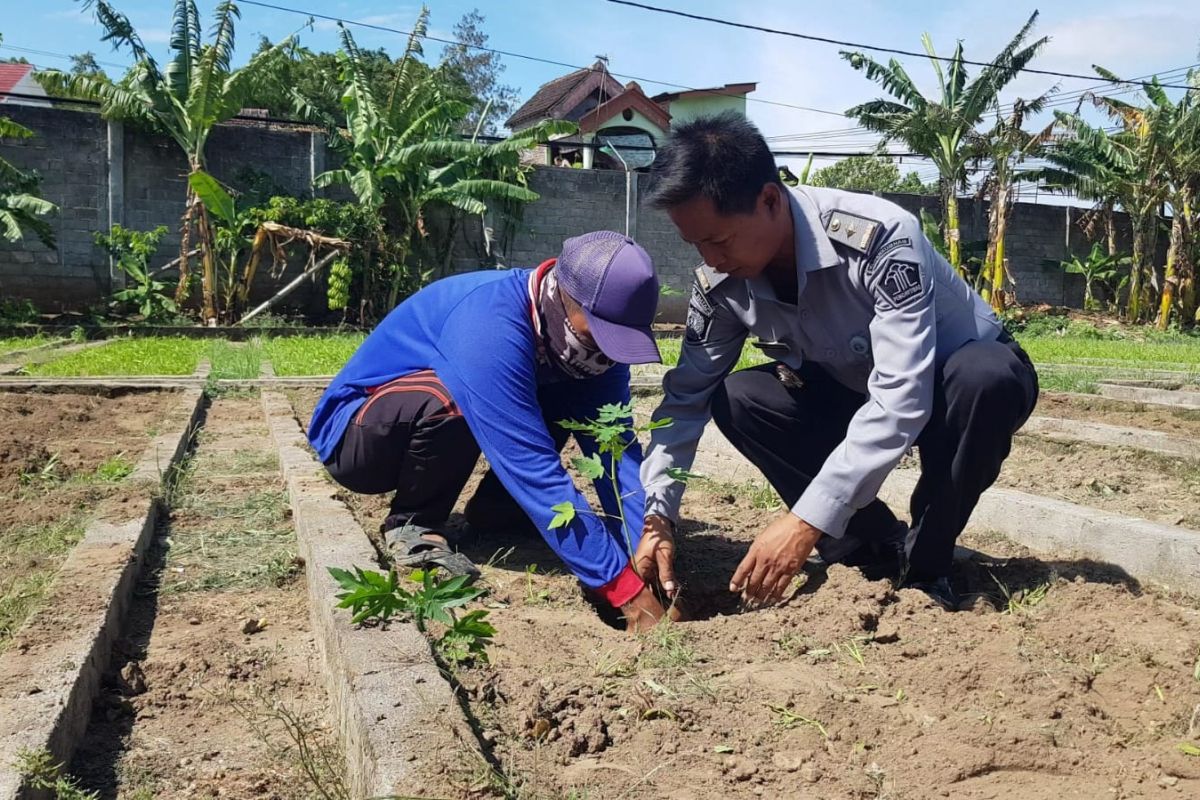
[71,392,339,800]
[290,389,1200,799]
[453,500,1200,800]
[0,389,177,647]
[0,388,174,518]
[1036,393,1200,438]
[987,437,1200,529]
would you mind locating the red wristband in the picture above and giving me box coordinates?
[597,564,644,608]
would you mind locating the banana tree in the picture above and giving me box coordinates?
[842,12,1048,278]
[307,15,574,312]
[0,116,56,247]
[40,0,291,323]
[1146,69,1200,328]
[969,94,1056,312]
[1035,112,1149,319]
[1060,243,1131,311]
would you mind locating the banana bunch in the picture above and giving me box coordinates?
[327,258,352,311]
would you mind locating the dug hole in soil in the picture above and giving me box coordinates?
[289,389,1200,799]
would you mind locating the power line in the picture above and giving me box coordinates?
[763,63,1200,145]
[0,44,126,71]
[606,0,1200,91]
[237,0,848,117]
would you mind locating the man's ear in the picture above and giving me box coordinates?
[761,182,784,216]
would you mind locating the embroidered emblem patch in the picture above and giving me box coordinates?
[864,237,912,279]
[877,260,924,308]
[686,283,714,343]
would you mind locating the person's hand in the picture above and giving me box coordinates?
[730,512,823,606]
[621,583,671,633]
[633,515,678,598]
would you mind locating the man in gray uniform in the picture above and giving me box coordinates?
[633,113,1038,611]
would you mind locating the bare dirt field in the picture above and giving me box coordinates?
[289,387,1200,800]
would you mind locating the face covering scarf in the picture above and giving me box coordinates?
[528,262,614,379]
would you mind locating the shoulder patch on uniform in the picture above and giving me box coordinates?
[685,283,714,343]
[864,237,912,280]
[825,210,882,254]
[693,262,727,294]
[875,259,926,309]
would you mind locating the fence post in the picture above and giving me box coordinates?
[106,119,125,292]
[310,131,325,198]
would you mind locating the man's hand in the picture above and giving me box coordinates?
[621,583,672,633]
[730,512,823,606]
[633,514,678,598]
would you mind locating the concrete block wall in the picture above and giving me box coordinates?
[0,105,109,306]
[0,104,1156,320]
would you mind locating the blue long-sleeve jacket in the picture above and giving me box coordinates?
[308,268,646,604]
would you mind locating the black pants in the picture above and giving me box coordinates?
[325,370,568,532]
[710,337,1038,581]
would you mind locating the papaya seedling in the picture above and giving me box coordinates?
[328,566,496,665]
[550,401,698,560]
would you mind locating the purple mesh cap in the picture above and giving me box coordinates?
[556,230,661,365]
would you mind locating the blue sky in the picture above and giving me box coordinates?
[5,1,1200,188]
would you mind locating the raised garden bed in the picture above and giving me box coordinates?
[0,389,178,651]
[286,388,1200,798]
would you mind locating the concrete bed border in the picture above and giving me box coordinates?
[691,421,1200,595]
[877,470,1200,594]
[260,391,476,799]
[1097,382,1200,409]
[0,387,205,800]
[1019,415,1200,459]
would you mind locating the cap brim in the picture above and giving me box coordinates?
[583,308,661,365]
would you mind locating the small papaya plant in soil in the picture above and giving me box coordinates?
[551,401,699,560]
[328,566,496,667]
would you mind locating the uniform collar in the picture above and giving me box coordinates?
[789,186,842,273]
[746,186,840,306]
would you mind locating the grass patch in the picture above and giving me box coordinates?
[1020,336,1200,370]
[657,336,771,371]
[264,334,366,377]
[0,334,58,356]
[0,515,87,650]
[26,337,205,376]
[208,339,264,380]
[164,487,296,593]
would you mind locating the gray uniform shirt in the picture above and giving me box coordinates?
[641,185,1003,538]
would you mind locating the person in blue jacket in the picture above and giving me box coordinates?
[308,231,674,631]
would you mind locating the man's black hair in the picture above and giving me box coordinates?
[647,111,781,215]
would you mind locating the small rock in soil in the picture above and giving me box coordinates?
[771,751,808,772]
[241,617,267,635]
[187,617,201,625]
[120,662,147,695]
[723,756,759,782]
[800,764,822,783]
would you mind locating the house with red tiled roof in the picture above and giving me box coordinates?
[0,63,50,107]
[507,61,755,170]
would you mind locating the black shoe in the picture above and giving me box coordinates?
[901,575,960,611]
[840,521,908,581]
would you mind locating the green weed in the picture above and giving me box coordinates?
[766,704,829,739]
[637,619,695,670]
[990,572,1051,614]
[14,749,98,800]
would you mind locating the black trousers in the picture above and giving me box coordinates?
[710,337,1038,581]
[325,370,568,532]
